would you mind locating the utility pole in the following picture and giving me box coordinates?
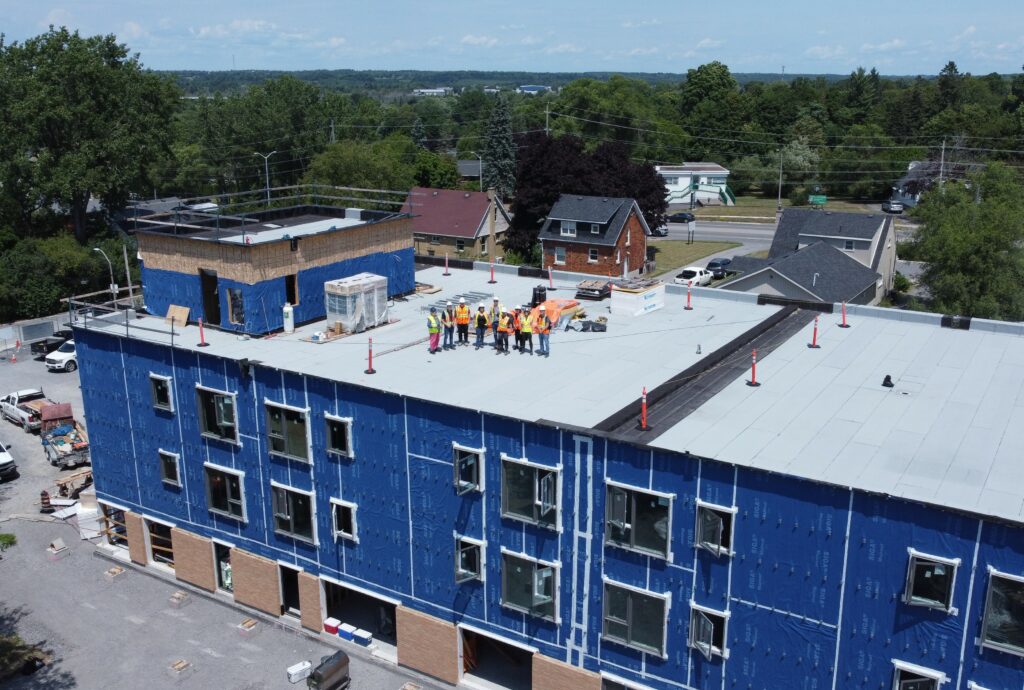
[776,148,784,212]
[938,138,946,190]
[122,243,135,306]
[253,151,277,208]
[545,106,550,136]
[330,118,336,144]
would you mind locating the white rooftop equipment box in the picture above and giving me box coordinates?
[325,273,389,333]
[610,282,665,317]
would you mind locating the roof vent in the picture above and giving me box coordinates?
[465,192,471,198]
[432,191,439,196]
[882,375,894,388]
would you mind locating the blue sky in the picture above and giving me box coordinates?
[2,1,1022,75]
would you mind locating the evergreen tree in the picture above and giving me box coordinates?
[411,118,427,149]
[482,96,515,199]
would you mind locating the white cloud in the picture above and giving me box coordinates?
[861,38,906,53]
[952,25,976,46]
[193,18,277,39]
[545,43,582,54]
[324,36,346,48]
[628,47,659,56]
[43,8,73,27]
[461,34,498,47]
[696,38,723,49]
[622,19,661,29]
[500,24,525,31]
[520,35,540,46]
[804,44,846,60]
[121,21,147,41]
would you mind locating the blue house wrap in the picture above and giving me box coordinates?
[73,319,1024,690]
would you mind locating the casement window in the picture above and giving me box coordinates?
[695,500,736,557]
[453,444,483,494]
[204,464,245,520]
[501,455,559,529]
[689,603,729,660]
[588,248,599,263]
[502,551,557,621]
[456,239,466,252]
[554,246,566,265]
[903,549,960,613]
[265,402,309,461]
[330,499,357,542]
[606,483,672,558]
[325,414,353,458]
[455,536,484,583]
[159,449,180,487]
[196,386,238,442]
[150,374,174,412]
[891,660,948,690]
[272,484,315,543]
[981,569,1024,657]
[560,221,577,237]
[603,581,669,656]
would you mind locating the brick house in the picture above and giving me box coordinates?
[538,195,649,278]
[402,187,511,260]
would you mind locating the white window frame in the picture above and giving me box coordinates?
[616,250,621,265]
[588,248,599,263]
[844,239,855,251]
[689,601,730,660]
[324,412,354,459]
[264,399,311,462]
[590,223,600,235]
[560,221,577,237]
[980,567,1024,657]
[605,479,674,560]
[891,659,949,689]
[203,462,247,522]
[500,548,560,623]
[270,481,318,545]
[195,384,239,444]
[455,533,485,583]
[966,682,991,690]
[430,235,440,245]
[456,239,466,252]
[329,497,358,543]
[500,453,561,532]
[158,448,181,487]
[554,246,566,265]
[602,578,671,658]
[149,373,174,413]
[903,548,960,613]
[695,499,737,557]
[453,442,485,495]
[626,227,631,246]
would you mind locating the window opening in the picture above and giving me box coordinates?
[150,375,173,412]
[325,415,353,458]
[159,450,180,486]
[147,521,174,568]
[454,446,482,494]
[981,570,1024,656]
[456,537,483,583]
[903,551,958,611]
[502,552,556,620]
[266,403,309,461]
[331,500,357,541]
[272,485,315,542]
[197,387,237,442]
[101,504,128,548]
[502,457,558,529]
[227,288,245,325]
[603,582,668,655]
[285,274,298,305]
[606,484,671,558]
[204,465,245,520]
[689,606,727,660]
[696,501,734,557]
[214,542,233,592]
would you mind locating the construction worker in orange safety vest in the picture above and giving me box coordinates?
[427,307,441,354]
[454,297,471,345]
[441,301,456,350]
[535,305,551,357]
[519,304,534,355]
[495,310,513,354]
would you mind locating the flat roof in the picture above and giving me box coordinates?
[215,217,362,244]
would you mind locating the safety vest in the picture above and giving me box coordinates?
[535,315,550,334]
[489,306,501,329]
[442,310,455,327]
[521,312,533,334]
[455,305,470,325]
[475,311,490,328]
[498,316,513,333]
[512,313,522,330]
[427,314,440,334]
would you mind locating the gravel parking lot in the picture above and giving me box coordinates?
[0,349,445,690]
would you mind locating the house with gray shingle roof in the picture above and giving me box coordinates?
[538,194,650,278]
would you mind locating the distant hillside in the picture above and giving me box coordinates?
[162,69,868,96]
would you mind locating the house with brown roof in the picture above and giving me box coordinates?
[402,187,511,260]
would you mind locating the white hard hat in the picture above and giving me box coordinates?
[459,297,466,304]
[539,305,546,311]
[492,295,499,301]
[478,303,485,309]
[446,301,453,307]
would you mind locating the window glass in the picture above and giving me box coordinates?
[198,388,236,441]
[589,248,598,262]
[982,574,1024,655]
[151,376,172,411]
[690,607,727,660]
[503,462,536,519]
[333,502,356,540]
[454,447,481,494]
[205,467,244,519]
[606,485,670,558]
[501,459,558,528]
[603,582,666,655]
[554,246,566,264]
[456,538,482,582]
[905,555,955,610]
[502,553,556,620]
[267,405,308,460]
[273,486,314,542]
[159,451,179,485]
[696,504,732,556]
[326,417,351,456]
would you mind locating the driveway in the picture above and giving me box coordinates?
[0,351,445,690]
[651,220,775,277]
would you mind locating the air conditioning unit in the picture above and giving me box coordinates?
[324,273,389,334]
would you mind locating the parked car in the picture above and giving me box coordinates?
[674,267,712,286]
[0,440,17,481]
[30,331,72,358]
[706,257,733,279]
[45,340,77,372]
[667,211,696,224]
[882,200,904,214]
[1,389,57,432]
[649,225,669,237]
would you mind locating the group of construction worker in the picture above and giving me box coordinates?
[427,296,551,357]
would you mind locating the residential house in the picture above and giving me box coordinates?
[538,195,649,278]
[723,208,896,305]
[402,187,510,260]
[655,163,733,207]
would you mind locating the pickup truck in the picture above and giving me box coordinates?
[0,440,17,481]
[30,329,73,358]
[41,404,90,468]
[1,389,58,432]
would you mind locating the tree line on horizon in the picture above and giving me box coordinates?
[1,27,1023,322]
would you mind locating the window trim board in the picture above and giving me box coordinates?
[202,462,248,522]
[328,497,358,543]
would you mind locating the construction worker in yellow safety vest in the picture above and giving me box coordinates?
[489,296,502,349]
[454,297,471,345]
[535,305,551,357]
[427,307,441,354]
[474,304,490,349]
[441,301,456,350]
[519,304,534,355]
[496,309,513,354]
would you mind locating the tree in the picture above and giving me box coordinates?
[482,95,515,199]
[914,163,1024,321]
[938,60,964,110]
[0,27,178,241]
[411,118,427,149]
[303,136,419,194]
[679,61,738,113]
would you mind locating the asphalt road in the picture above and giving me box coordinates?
[0,350,445,690]
[652,220,776,277]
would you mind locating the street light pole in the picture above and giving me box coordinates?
[93,247,117,304]
[468,151,484,192]
[253,151,277,207]
[776,148,784,212]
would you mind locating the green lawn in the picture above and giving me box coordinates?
[688,195,879,220]
[649,240,740,277]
